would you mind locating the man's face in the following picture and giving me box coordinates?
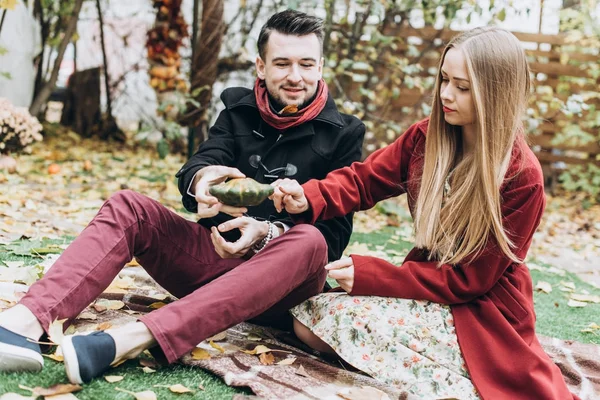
[256,31,324,108]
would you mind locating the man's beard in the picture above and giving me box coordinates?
[267,86,316,111]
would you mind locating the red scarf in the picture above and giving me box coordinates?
[254,78,329,131]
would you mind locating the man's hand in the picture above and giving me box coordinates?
[270,178,309,214]
[210,217,269,259]
[326,257,354,293]
[193,166,246,218]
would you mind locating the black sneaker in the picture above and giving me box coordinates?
[62,331,116,384]
[0,325,43,372]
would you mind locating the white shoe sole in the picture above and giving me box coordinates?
[0,341,43,372]
[61,336,83,384]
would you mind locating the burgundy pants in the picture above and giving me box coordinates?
[19,190,328,363]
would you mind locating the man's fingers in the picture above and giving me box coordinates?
[197,203,222,218]
[219,205,247,217]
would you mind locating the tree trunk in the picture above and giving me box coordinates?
[179,0,224,140]
[29,0,84,117]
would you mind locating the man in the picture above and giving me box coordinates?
[0,10,365,384]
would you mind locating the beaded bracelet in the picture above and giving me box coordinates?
[252,222,275,253]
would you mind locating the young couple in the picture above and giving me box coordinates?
[0,9,576,400]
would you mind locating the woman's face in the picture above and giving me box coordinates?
[439,48,475,129]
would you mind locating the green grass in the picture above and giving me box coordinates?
[0,229,598,398]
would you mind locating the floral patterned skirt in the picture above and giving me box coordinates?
[290,292,480,399]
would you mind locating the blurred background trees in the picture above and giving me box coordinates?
[0,0,598,200]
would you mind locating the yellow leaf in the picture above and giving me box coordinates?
[295,365,309,377]
[242,344,272,355]
[44,394,80,400]
[48,318,67,345]
[94,299,125,310]
[44,352,64,362]
[162,384,193,394]
[142,366,156,373]
[96,322,112,331]
[276,357,297,365]
[19,383,82,397]
[104,375,124,383]
[570,293,600,303]
[0,0,18,11]
[191,348,211,360]
[567,299,587,308]
[76,312,97,320]
[534,281,552,293]
[115,388,157,400]
[125,258,140,266]
[148,302,167,309]
[209,340,225,353]
[258,352,275,365]
[205,331,227,342]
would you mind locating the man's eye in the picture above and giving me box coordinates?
[276,64,288,67]
[301,64,313,68]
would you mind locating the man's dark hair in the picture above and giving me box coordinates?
[257,10,324,60]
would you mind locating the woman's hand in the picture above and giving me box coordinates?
[193,166,247,218]
[270,178,309,214]
[326,257,354,293]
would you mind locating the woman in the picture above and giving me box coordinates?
[271,27,577,400]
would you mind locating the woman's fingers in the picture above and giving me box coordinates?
[325,257,354,270]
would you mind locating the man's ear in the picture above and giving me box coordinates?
[318,56,324,80]
[256,56,266,80]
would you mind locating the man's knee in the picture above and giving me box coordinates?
[287,224,327,262]
[107,190,146,207]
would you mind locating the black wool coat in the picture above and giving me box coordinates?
[176,87,365,262]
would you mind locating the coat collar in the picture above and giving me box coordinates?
[228,89,345,129]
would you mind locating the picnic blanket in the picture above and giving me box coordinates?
[78,289,600,400]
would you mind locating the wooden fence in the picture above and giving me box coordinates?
[337,25,600,188]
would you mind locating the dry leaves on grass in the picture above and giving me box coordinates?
[18,383,82,397]
[115,388,157,400]
[153,384,193,394]
[104,375,124,383]
[191,347,211,360]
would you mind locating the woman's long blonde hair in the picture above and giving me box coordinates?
[414,26,531,265]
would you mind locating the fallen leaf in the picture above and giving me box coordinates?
[535,281,552,293]
[154,384,193,394]
[191,348,211,360]
[44,393,80,400]
[581,322,600,333]
[560,281,576,290]
[570,293,600,303]
[198,383,205,390]
[125,258,140,266]
[258,352,275,365]
[2,261,24,268]
[115,388,156,400]
[92,304,107,312]
[241,344,282,355]
[276,357,297,365]
[104,375,124,383]
[148,301,167,309]
[205,331,227,342]
[94,299,125,310]
[295,364,309,377]
[142,366,156,374]
[96,322,112,331]
[19,383,82,397]
[567,299,588,308]
[76,312,97,320]
[209,340,225,353]
[44,351,64,362]
[337,386,391,400]
[247,333,263,341]
[47,318,67,345]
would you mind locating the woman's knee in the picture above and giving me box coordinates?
[293,317,335,354]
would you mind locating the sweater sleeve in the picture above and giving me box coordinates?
[349,181,546,304]
[295,122,423,224]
